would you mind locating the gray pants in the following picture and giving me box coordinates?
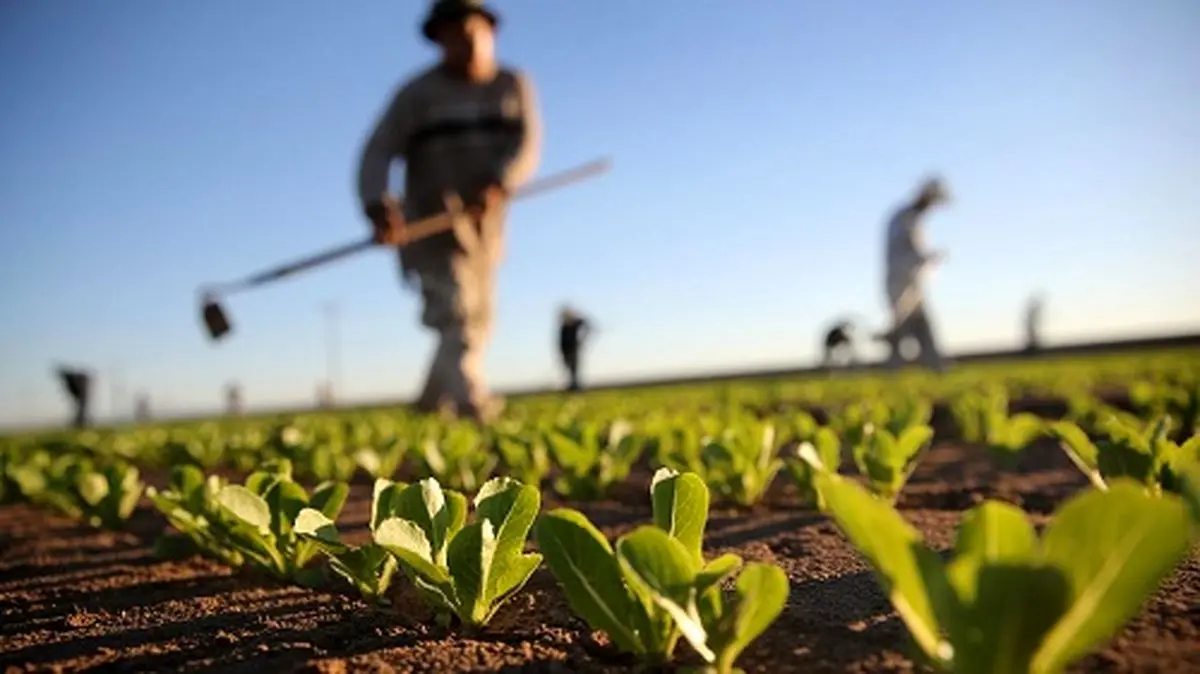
[884,300,945,371]
[406,207,505,418]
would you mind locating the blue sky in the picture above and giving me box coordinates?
[1,1,1198,426]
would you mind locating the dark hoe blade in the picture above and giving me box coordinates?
[203,300,232,340]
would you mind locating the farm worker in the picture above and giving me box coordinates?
[1025,293,1045,352]
[557,306,593,392]
[55,366,92,429]
[356,0,542,423]
[880,177,950,372]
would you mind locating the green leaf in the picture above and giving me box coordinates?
[474,477,539,560]
[946,501,1038,603]
[370,478,404,531]
[486,551,543,618]
[616,526,699,602]
[695,553,743,597]
[813,472,948,664]
[475,479,542,605]
[1031,481,1193,674]
[710,563,790,674]
[375,516,452,586]
[1049,421,1106,489]
[394,478,463,564]
[217,485,272,534]
[939,502,1066,674]
[534,509,644,654]
[265,479,309,539]
[310,481,349,520]
[616,525,700,658]
[813,427,842,471]
[447,519,498,625]
[650,468,709,566]
[896,425,935,464]
[953,565,1071,674]
[76,472,109,506]
[1172,460,1200,525]
[294,508,347,551]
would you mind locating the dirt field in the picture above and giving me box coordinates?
[1,439,1197,673]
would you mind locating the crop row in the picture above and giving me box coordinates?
[3,381,1196,511]
[1,352,1198,673]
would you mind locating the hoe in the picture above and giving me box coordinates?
[199,157,612,342]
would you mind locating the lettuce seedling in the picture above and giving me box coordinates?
[850,423,933,503]
[536,468,788,671]
[6,452,89,519]
[421,422,500,493]
[886,397,935,436]
[354,435,409,481]
[373,476,542,629]
[1128,380,1199,441]
[294,478,407,603]
[495,431,551,488]
[785,427,841,510]
[545,419,644,500]
[653,423,707,476]
[1049,416,1200,497]
[951,389,1044,465]
[699,421,784,507]
[813,470,1192,674]
[148,464,245,566]
[74,460,145,530]
[4,451,143,529]
[212,462,349,586]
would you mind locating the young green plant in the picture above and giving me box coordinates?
[209,459,350,585]
[1049,415,1200,497]
[535,468,788,672]
[294,477,407,603]
[372,476,542,629]
[699,419,784,507]
[811,470,1192,674]
[850,423,934,503]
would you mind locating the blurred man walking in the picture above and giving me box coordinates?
[356,0,542,422]
[879,177,950,371]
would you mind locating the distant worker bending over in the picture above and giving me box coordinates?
[558,306,593,391]
[55,366,92,429]
[880,177,951,372]
[356,0,542,423]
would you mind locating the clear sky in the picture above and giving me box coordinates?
[1,1,1198,427]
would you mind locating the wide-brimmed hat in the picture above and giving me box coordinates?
[421,0,500,42]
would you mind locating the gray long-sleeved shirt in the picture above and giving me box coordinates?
[356,64,542,224]
[884,203,936,302]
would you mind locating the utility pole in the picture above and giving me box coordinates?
[323,301,341,406]
[110,362,126,424]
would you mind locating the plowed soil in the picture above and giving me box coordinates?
[1,439,1197,673]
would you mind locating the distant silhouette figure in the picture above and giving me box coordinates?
[822,319,858,368]
[316,381,334,409]
[1025,294,1045,353]
[226,382,243,416]
[558,306,592,391]
[134,392,152,423]
[55,367,92,428]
